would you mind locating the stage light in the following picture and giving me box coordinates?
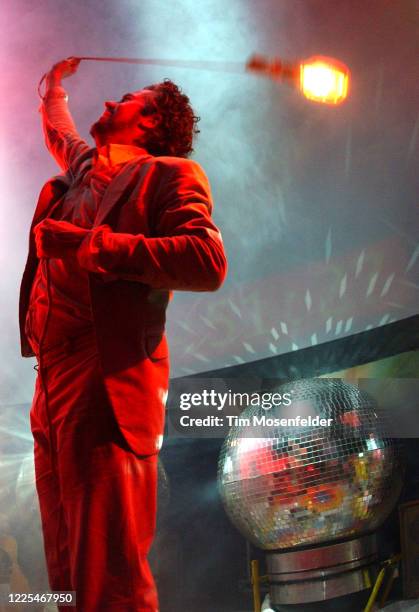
[300,56,350,105]
[246,53,350,105]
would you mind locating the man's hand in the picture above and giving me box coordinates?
[46,57,81,89]
[34,219,89,259]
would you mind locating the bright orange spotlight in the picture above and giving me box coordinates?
[300,56,350,105]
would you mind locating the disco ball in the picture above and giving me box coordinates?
[218,378,403,550]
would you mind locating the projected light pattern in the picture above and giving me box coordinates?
[218,379,402,550]
[0,407,33,465]
[0,404,49,598]
[169,233,418,374]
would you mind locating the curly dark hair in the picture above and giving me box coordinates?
[137,79,200,158]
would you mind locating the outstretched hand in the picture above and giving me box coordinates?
[46,57,81,89]
[34,219,90,259]
[50,57,81,79]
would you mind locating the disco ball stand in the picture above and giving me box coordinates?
[217,379,403,610]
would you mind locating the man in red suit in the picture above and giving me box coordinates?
[19,58,227,611]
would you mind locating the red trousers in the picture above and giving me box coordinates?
[30,333,159,611]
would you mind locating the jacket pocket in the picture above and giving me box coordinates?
[144,333,168,362]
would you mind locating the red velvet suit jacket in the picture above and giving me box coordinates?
[20,153,227,455]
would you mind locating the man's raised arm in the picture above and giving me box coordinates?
[41,57,90,173]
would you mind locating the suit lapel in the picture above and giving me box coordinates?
[94,154,151,227]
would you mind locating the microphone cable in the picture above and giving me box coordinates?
[37,55,246,100]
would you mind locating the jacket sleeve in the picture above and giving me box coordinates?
[77,159,227,291]
[40,86,90,173]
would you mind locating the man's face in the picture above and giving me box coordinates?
[90,89,160,148]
